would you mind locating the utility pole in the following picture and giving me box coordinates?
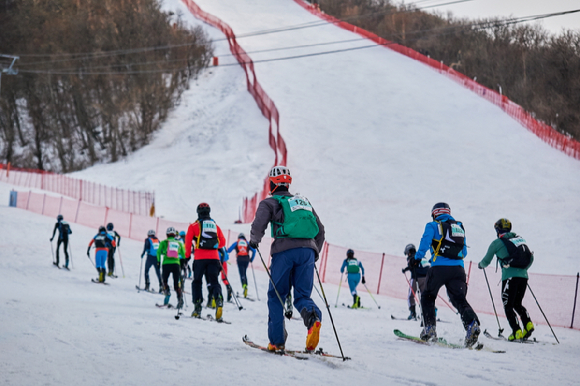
[0,54,19,98]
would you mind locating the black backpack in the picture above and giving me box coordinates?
[498,235,533,269]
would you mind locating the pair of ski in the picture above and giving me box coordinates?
[53,262,70,271]
[483,329,545,344]
[91,279,110,285]
[390,315,450,323]
[394,329,505,353]
[191,313,232,324]
[136,285,162,294]
[242,336,349,360]
[236,292,256,302]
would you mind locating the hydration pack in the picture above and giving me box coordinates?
[271,194,319,239]
[431,220,465,260]
[196,220,219,250]
[148,237,159,256]
[346,258,360,274]
[237,238,249,256]
[498,235,533,269]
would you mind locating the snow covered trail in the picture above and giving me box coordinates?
[2,182,580,385]
[71,0,580,275]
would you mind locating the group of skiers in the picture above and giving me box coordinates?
[401,203,535,345]
[49,165,537,352]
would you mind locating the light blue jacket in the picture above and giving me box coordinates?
[414,214,467,267]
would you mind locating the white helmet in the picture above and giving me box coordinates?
[147,229,155,237]
[166,227,176,236]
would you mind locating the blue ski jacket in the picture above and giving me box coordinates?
[414,214,467,268]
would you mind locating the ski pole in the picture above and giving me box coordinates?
[250,261,260,301]
[50,239,55,265]
[117,247,125,278]
[334,272,344,308]
[314,264,350,361]
[86,248,96,268]
[217,258,243,311]
[527,282,560,344]
[363,283,381,309]
[68,240,74,269]
[482,267,504,337]
[256,247,286,309]
[137,256,144,291]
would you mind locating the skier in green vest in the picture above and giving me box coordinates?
[157,227,185,309]
[340,249,366,308]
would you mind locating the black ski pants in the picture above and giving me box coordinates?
[56,238,69,265]
[144,254,161,285]
[162,263,182,297]
[192,259,222,305]
[502,277,532,334]
[237,259,249,287]
[107,247,116,274]
[421,265,479,329]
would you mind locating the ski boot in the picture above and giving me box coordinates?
[523,321,535,340]
[99,268,106,283]
[163,288,170,306]
[420,325,437,341]
[267,343,284,352]
[64,259,69,269]
[407,305,417,320]
[243,283,248,298]
[215,295,224,321]
[465,320,481,347]
[158,283,163,294]
[144,281,150,292]
[226,287,233,303]
[191,302,202,318]
[303,308,321,351]
[508,329,524,341]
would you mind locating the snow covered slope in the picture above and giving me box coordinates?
[1,181,579,385]
[71,0,580,275]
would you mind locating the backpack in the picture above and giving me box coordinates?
[271,194,319,239]
[346,258,360,274]
[498,235,533,269]
[196,220,219,250]
[431,220,465,260]
[60,222,71,237]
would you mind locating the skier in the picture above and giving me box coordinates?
[140,229,163,293]
[414,202,480,347]
[50,214,72,268]
[157,227,185,309]
[184,203,226,320]
[106,223,121,277]
[478,218,535,341]
[179,230,192,279]
[227,233,256,298]
[340,249,365,308]
[87,226,116,283]
[249,166,325,352]
[402,243,429,320]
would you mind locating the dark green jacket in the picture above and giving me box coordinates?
[478,232,534,281]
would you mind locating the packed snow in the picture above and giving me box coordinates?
[2,0,580,385]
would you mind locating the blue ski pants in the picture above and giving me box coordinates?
[347,273,361,295]
[268,247,322,346]
[95,250,108,269]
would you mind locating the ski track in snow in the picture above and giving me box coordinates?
[2,0,580,384]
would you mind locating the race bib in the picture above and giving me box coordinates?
[288,195,313,213]
[167,241,179,258]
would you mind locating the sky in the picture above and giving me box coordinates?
[417,0,580,34]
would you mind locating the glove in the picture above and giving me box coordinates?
[249,240,259,249]
[141,254,144,259]
[412,258,421,268]
[50,237,53,242]
[314,253,319,262]
[478,262,484,269]
[401,267,407,274]
[362,276,366,284]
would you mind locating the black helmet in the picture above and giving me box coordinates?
[431,202,450,219]
[494,218,512,233]
[106,223,114,231]
[98,226,106,233]
[57,214,63,221]
[404,243,416,256]
[197,202,211,216]
[346,249,354,258]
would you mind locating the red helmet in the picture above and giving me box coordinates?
[269,166,292,186]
